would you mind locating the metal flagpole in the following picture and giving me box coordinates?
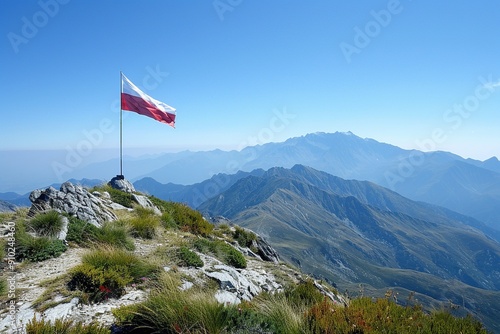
[119,71,123,179]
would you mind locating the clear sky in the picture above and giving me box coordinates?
[1,1,500,161]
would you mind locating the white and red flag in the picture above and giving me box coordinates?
[121,73,176,128]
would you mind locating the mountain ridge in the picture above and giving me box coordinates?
[131,131,500,230]
[198,164,500,332]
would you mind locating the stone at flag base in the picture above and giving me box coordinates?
[108,175,135,193]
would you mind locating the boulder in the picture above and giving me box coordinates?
[253,237,280,264]
[215,290,241,305]
[203,263,281,303]
[132,194,161,215]
[58,216,69,241]
[43,297,79,322]
[29,182,118,227]
[108,176,135,193]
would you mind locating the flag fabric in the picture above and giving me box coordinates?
[121,73,176,128]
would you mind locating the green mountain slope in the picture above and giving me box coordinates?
[199,165,500,332]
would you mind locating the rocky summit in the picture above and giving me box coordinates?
[29,181,118,227]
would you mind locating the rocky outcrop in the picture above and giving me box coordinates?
[132,194,161,215]
[179,253,283,305]
[253,236,280,264]
[29,182,118,227]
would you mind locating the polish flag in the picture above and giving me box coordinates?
[121,73,176,128]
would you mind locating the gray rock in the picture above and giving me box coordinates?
[180,281,194,291]
[215,290,241,305]
[0,302,35,332]
[253,237,280,264]
[43,297,79,322]
[108,176,135,193]
[58,216,69,241]
[29,182,118,227]
[205,269,238,292]
[132,194,161,215]
[203,262,280,304]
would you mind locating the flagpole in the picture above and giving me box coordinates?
[119,71,124,179]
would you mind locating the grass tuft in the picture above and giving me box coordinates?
[177,246,204,268]
[129,208,160,239]
[66,217,134,250]
[91,184,134,208]
[150,197,214,236]
[67,247,158,302]
[27,210,63,237]
[26,316,110,334]
[15,222,66,262]
[193,239,247,268]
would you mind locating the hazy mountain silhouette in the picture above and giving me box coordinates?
[143,132,500,231]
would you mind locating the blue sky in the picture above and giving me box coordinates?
[2,0,500,162]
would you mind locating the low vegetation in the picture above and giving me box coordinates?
[112,276,490,334]
[27,210,63,237]
[67,247,158,302]
[128,207,160,239]
[26,316,110,334]
[66,217,135,250]
[2,188,491,333]
[177,246,204,268]
[15,221,66,262]
[91,184,134,208]
[193,238,247,269]
[150,197,214,236]
[233,225,257,249]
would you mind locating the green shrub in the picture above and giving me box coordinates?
[233,226,257,248]
[193,239,247,268]
[26,316,110,334]
[0,278,6,297]
[114,273,240,334]
[112,303,140,324]
[28,210,63,237]
[0,238,5,260]
[68,248,158,302]
[129,208,159,239]
[160,211,177,229]
[177,246,203,268]
[150,197,214,236]
[256,292,305,334]
[428,311,489,334]
[92,185,134,208]
[285,280,324,308]
[304,297,490,334]
[98,222,135,250]
[66,217,134,251]
[66,217,100,245]
[15,224,66,262]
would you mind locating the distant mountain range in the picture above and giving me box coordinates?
[197,165,500,332]
[3,132,500,232]
[133,132,500,232]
